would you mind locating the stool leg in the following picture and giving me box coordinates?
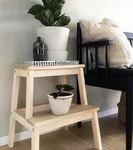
[32,129,40,150]
[26,72,34,119]
[59,76,68,131]
[91,112,102,150]
[8,116,16,148]
[77,68,88,105]
[77,68,88,127]
[8,71,20,147]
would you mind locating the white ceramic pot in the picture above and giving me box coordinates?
[36,27,70,51]
[46,50,68,61]
[47,92,74,115]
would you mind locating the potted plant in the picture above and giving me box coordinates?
[47,84,74,115]
[28,0,71,61]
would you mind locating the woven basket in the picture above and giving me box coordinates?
[48,92,74,115]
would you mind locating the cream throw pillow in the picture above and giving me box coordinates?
[79,18,133,68]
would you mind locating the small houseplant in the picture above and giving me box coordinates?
[47,84,74,115]
[28,0,71,61]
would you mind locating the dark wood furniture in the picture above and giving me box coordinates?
[77,22,133,150]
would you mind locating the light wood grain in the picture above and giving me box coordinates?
[59,75,67,84]
[78,68,88,105]
[26,71,34,119]
[15,64,85,71]
[26,105,98,127]
[16,104,76,116]
[32,128,39,150]
[8,65,102,150]
[15,69,28,77]
[1,115,127,150]
[59,75,68,131]
[8,71,20,148]
[10,71,20,113]
[91,112,102,150]
[70,114,126,150]
[33,68,80,77]
[12,112,33,131]
[17,104,50,114]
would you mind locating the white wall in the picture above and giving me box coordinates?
[0,0,133,137]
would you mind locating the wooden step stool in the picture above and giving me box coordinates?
[8,64,102,150]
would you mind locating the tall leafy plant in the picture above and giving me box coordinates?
[28,0,71,26]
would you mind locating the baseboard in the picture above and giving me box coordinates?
[0,131,32,146]
[0,108,118,147]
[98,107,118,118]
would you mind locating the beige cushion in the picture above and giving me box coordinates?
[79,18,133,68]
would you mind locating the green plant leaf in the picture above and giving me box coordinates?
[43,0,61,16]
[28,0,70,26]
[57,0,65,4]
[54,5,62,21]
[55,84,63,90]
[62,84,74,91]
[42,0,52,5]
[55,15,71,26]
[54,84,74,99]
[42,0,64,6]
[28,4,44,15]
[35,9,54,26]
[52,92,58,99]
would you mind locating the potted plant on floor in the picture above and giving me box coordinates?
[28,0,71,61]
[47,84,74,115]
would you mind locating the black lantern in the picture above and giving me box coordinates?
[33,37,47,61]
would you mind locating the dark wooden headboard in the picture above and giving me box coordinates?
[77,22,133,75]
[77,22,133,47]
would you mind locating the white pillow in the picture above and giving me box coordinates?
[79,18,133,68]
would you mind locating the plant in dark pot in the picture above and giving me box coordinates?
[28,0,71,61]
[47,84,74,115]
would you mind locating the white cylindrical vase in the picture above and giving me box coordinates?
[36,27,70,51]
[46,50,68,61]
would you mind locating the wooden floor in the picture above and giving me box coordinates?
[0,114,128,150]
